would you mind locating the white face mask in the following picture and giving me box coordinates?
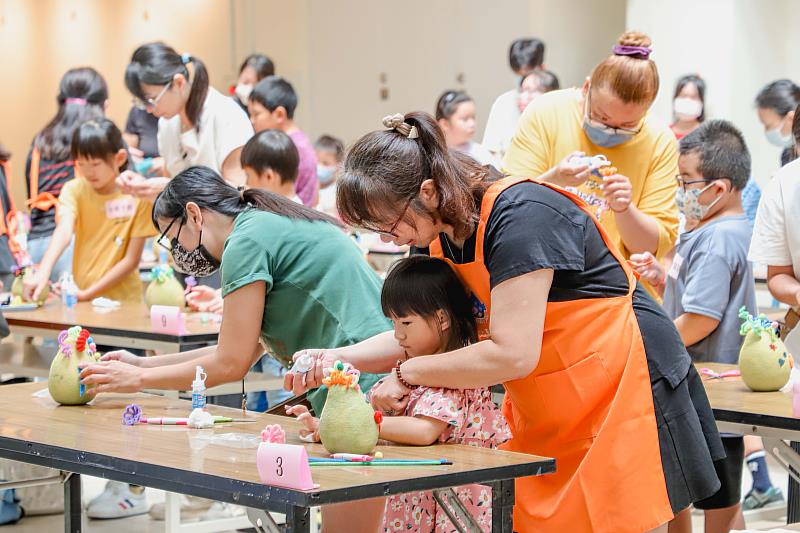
[673,97,703,120]
[235,83,253,103]
[765,122,793,148]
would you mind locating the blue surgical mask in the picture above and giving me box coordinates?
[765,126,793,148]
[582,119,634,148]
[317,164,337,185]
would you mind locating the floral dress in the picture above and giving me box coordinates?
[368,379,511,532]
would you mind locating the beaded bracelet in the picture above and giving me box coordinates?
[395,359,416,389]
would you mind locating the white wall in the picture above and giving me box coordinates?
[627,0,796,185]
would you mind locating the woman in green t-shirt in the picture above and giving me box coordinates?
[80,165,390,413]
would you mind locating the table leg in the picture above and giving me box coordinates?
[284,505,310,533]
[788,441,800,523]
[64,472,81,533]
[490,479,515,533]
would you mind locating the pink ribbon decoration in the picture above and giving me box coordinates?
[699,368,741,380]
[261,424,286,444]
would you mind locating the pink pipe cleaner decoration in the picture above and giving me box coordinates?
[261,424,285,444]
[57,330,72,357]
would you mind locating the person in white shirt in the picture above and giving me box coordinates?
[117,42,254,201]
[435,90,498,168]
[314,134,345,219]
[481,37,545,160]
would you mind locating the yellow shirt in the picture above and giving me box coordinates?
[59,178,157,302]
[503,88,679,262]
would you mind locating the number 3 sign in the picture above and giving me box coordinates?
[256,425,317,490]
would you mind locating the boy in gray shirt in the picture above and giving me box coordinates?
[633,119,756,528]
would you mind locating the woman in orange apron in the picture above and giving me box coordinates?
[286,112,723,532]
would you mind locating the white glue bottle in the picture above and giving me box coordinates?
[192,366,207,410]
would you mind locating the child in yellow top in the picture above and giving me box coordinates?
[26,119,156,303]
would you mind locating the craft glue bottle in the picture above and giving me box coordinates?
[63,274,78,309]
[192,366,207,410]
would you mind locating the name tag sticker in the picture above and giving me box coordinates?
[105,198,135,219]
[668,254,684,280]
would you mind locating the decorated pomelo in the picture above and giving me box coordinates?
[48,326,100,405]
[738,307,793,392]
[11,266,49,305]
[145,265,185,308]
[318,361,381,455]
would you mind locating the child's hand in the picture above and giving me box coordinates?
[23,270,49,302]
[629,252,666,287]
[285,405,320,442]
[185,285,223,313]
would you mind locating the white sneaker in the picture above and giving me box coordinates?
[86,481,149,519]
[204,501,247,520]
[148,495,214,521]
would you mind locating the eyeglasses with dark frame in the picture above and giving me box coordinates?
[362,197,414,238]
[156,216,183,251]
[674,175,731,191]
[585,88,645,136]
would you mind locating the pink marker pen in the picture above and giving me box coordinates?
[331,453,373,462]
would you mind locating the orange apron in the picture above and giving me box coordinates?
[27,147,65,214]
[430,176,672,533]
[0,160,28,265]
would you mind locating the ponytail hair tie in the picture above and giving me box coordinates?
[65,98,88,106]
[612,45,652,60]
[181,53,192,65]
[382,113,419,139]
[237,185,246,202]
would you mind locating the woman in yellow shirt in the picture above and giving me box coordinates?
[503,31,679,290]
[25,119,156,303]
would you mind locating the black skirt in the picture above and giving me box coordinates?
[633,286,725,514]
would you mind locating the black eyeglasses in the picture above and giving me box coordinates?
[363,197,413,238]
[156,216,183,251]
[674,175,731,191]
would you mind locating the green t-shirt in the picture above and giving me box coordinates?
[221,208,390,412]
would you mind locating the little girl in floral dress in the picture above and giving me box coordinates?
[288,255,510,532]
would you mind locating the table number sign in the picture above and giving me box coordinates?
[150,305,188,335]
[257,424,317,490]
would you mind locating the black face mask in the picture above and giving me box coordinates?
[171,223,220,278]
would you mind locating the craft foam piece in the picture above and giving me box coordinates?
[738,307,793,392]
[145,265,186,308]
[48,326,100,405]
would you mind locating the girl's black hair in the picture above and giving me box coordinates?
[35,67,108,161]
[239,53,275,81]
[71,119,131,173]
[755,79,800,117]
[435,90,472,121]
[125,42,209,131]
[519,69,560,92]
[241,130,299,183]
[381,255,477,352]
[152,166,343,229]
[673,74,706,122]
